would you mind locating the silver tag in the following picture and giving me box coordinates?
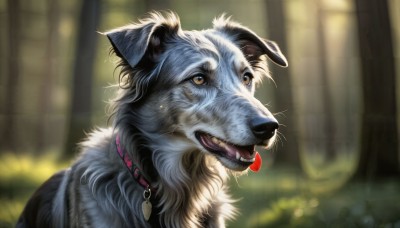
[142,187,152,221]
[141,200,152,221]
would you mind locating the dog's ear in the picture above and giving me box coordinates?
[104,13,181,68]
[213,16,288,67]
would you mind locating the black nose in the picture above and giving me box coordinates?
[250,117,279,140]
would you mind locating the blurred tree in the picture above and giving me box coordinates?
[265,0,300,168]
[1,0,20,152]
[64,0,102,159]
[353,0,399,179]
[144,0,171,11]
[316,0,336,161]
[36,0,60,152]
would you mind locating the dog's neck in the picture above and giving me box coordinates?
[146,133,233,227]
[115,134,155,191]
[120,128,232,227]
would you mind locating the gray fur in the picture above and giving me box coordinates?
[17,12,287,228]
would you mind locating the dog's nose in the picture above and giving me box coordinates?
[250,117,279,140]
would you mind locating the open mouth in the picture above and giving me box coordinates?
[195,131,257,170]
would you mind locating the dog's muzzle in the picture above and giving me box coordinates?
[194,116,278,171]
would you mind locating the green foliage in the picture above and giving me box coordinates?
[246,196,319,227]
[1,153,399,228]
[228,156,400,228]
[0,153,66,228]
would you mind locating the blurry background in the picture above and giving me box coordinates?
[0,0,400,227]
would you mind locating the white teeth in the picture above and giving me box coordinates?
[240,156,256,163]
[236,151,255,162]
[211,137,219,144]
[212,136,226,147]
[209,135,254,162]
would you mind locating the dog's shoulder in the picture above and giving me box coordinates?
[79,128,114,150]
[16,170,68,228]
[74,127,118,170]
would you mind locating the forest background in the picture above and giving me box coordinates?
[0,0,400,227]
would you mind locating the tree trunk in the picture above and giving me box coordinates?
[353,0,399,179]
[265,0,300,168]
[316,0,336,161]
[1,0,20,152]
[36,0,60,153]
[144,0,171,11]
[64,0,102,159]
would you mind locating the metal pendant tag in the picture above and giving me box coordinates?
[142,187,152,221]
[141,200,152,221]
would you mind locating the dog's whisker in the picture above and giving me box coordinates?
[277,131,287,142]
[278,123,287,128]
[273,110,288,117]
[263,102,272,107]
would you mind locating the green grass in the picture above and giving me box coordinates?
[0,153,399,228]
[0,153,67,228]
[228,154,400,228]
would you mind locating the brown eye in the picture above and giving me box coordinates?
[242,72,253,86]
[191,74,206,85]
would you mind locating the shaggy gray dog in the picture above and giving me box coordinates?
[17,12,287,228]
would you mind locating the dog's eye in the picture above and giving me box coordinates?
[242,72,253,86]
[191,74,207,85]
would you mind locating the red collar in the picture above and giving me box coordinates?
[115,134,155,192]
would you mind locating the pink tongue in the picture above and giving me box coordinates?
[249,152,262,172]
[200,134,254,160]
[225,144,253,159]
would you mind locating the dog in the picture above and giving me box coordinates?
[17,12,287,228]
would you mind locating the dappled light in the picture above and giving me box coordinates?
[1,0,400,227]
[229,164,400,227]
[0,153,66,227]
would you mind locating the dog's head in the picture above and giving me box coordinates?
[106,12,287,172]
